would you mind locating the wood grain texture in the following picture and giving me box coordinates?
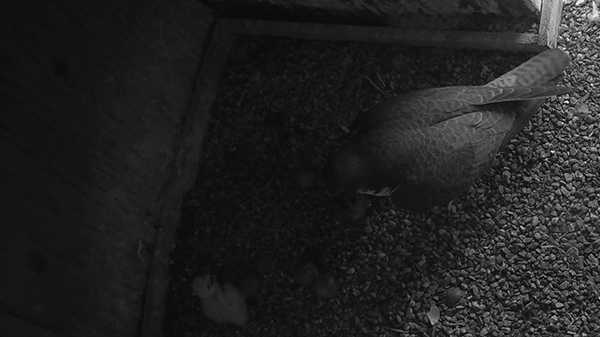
[205,0,541,31]
[1,0,212,336]
[206,0,540,17]
[223,19,545,51]
[538,0,563,48]
[139,20,234,337]
[0,313,59,337]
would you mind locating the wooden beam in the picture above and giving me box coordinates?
[528,0,543,12]
[205,0,541,20]
[138,20,235,337]
[222,19,546,52]
[0,313,60,337]
[3,1,220,336]
[538,0,563,48]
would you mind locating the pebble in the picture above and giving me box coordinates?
[567,246,579,257]
[444,287,465,307]
[531,216,540,226]
[588,254,599,267]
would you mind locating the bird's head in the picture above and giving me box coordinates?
[327,147,369,193]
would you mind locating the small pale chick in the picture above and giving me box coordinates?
[192,274,248,326]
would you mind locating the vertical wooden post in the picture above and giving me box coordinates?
[538,0,564,48]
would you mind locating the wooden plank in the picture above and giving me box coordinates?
[139,20,235,337]
[0,313,60,337]
[205,0,540,18]
[538,0,563,48]
[1,0,214,336]
[0,138,144,337]
[2,3,152,336]
[530,0,543,11]
[222,19,545,52]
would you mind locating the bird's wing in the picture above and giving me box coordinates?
[351,120,476,208]
[355,48,570,134]
[457,110,514,174]
[377,110,513,209]
[484,48,571,147]
[354,85,569,132]
[487,48,571,88]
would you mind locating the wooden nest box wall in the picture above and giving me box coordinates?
[2,0,563,337]
[209,0,564,51]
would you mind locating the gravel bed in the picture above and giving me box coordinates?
[165,4,600,337]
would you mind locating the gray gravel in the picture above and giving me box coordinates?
[166,3,600,337]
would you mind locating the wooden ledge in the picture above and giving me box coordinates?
[220,0,562,52]
[222,18,547,51]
